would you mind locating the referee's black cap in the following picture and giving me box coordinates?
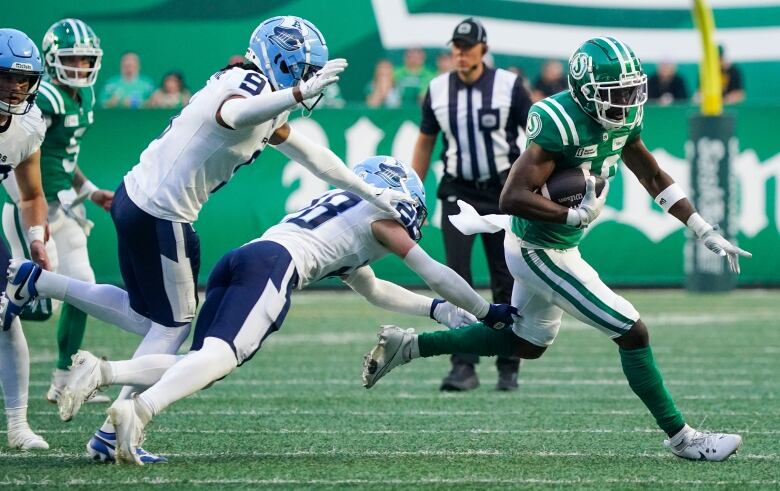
[450,17,487,47]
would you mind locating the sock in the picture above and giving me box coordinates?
[40,271,152,336]
[418,323,518,358]
[138,337,237,417]
[100,322,191,434]
[106,354,181,387]
[0,318,29,410]
[619,346,686,437]
[56,304,88,370]
[6,406,30,432]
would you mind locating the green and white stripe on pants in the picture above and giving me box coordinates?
[505,235,639,347]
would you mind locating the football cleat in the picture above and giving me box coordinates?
[1,259,42,330]
[87,430,167,464]
[7,425,49,450]
[106,399,148,465]
[362,325,416,389]
[664,425,743,462]
[48,368,110,405]
[59,351,108,422]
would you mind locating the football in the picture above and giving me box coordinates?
[538,168,607,208]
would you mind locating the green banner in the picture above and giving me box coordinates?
[72,104,778,287]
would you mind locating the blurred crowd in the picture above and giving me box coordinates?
[97,46,745,110]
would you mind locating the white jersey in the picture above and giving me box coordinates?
[0,105,46,203]
[259,190,395,289]
[124,67,289,222]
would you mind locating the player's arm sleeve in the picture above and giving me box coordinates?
[402,245,490,318]
[343,266,433,317]
[510,75,533,131]
[526,103,565,153]
[220,89,298,129]
[273,127,386,202]
[419,88,440,135]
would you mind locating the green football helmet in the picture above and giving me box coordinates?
[567,37,647,129]
[42,19,103,87]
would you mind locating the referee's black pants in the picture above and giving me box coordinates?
[437,174,519,371]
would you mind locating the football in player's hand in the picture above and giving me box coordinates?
[538,168,606,208]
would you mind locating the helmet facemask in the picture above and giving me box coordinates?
[581,72,647,129]
[48,47,103,87]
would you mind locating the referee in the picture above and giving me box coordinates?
[412,17,532,391]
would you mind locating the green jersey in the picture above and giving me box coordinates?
[511,91,642,249]
[35,79,95,202]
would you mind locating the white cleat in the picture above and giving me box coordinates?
[59,351,109,422]
[664,425,743,462]
[7,426,49,450]
[362,325,417,389]
[106,399,147,465]
[49,367,111,406]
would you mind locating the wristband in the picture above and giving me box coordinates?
[686,212,713,239]
[565,208,582,227]
[81,180,99,199]
[27,225,45,244]
[429,298,445,320]
[654,183,686,212]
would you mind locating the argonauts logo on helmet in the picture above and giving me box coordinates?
[569,53,589,80]
[270,17,308,51]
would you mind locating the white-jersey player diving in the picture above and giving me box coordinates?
[0,28,52,450]
[1,16,412,463]
[16,156,517,464]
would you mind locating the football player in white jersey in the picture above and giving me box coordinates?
[16,156,517,464]
[0,28,52,450]
[1,16,412,463]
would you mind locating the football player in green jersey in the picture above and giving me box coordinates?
[362,37,751,462]
[2,19,114,404]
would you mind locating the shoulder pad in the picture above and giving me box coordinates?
[218,67,271,97]
[527,97,580,152]
[36,81,64,115]
[20,105,47,143]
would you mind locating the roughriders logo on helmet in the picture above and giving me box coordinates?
[569,53,589,80]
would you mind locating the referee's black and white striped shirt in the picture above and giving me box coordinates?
[420,66,532,181]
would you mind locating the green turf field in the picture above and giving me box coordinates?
[0,290,778,489]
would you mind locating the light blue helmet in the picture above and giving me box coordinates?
[245,16,328,91]
[353,156,428,241]
[0,28,43,115]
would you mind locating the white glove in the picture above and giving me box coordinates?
[298,58,347,100]
[566,177,609,229]
[368,187,416,218]
[700,229,752,274]
[431,300,478,329]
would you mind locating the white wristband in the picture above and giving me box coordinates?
[565,208,582,227]
[81,180,99,199]
[27,225,45,244]
[686,212,713,238]
[654,183,687,212]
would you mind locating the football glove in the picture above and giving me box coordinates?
[566,177,610,229]
[370,187,416,219]
[430,299,478,329]
[700,229,752,274]
[480,303,518,330]
[298,58,347,100]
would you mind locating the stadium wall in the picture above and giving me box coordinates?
[11,0,780,104]
[55,104,779,287]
